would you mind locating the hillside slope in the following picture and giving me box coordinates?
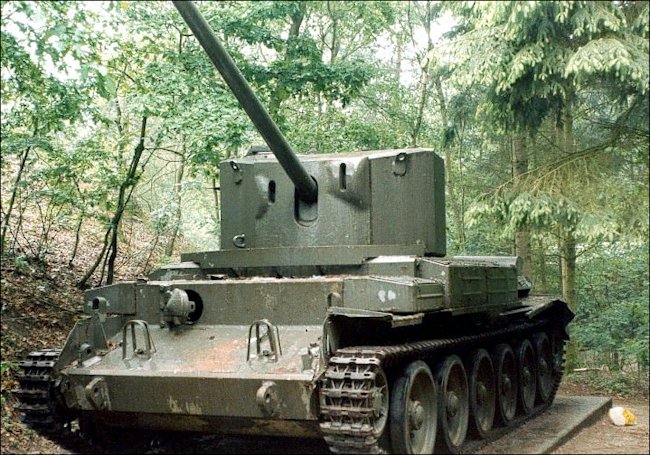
[0,216,174,453]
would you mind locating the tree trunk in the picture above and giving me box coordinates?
[561,229,579,369]
[434,75,465,250]
[106,116,148,285]
[512,133,532,278]
[326,1,339,64]
[394,30,403,79]
[410,65,433,147]
[268,2,305,119]
[0,145,32,256]
[537,239,549,293]
[560,87,579,370]
[409,2,434,147]
[141,231,160,276]
[165,153,186,257]
[560,231,577,311]
[68,211,85,267]
[77,228,112,288]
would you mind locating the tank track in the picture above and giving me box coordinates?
[319,320,565,454]
[11,349,68,434]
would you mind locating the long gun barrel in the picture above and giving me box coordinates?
[173,1,318,204]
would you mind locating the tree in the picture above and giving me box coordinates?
[1,1,107,257]
[452,0,649,368]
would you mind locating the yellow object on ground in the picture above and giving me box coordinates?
[608,406,637,426]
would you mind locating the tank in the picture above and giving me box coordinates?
[12,2,574,453]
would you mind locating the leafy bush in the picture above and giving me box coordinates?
[566,370,649,399]
[574,244,649,372]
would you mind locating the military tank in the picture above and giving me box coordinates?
[12,2,573,453]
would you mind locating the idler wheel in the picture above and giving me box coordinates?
[467,349,496,439]
[493,343,518,425]
[533,332,554,404]
[517,339,537,415]
[435,355,469,453]
[389,360,438,454]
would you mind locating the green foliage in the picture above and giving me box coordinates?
[567,369,649,398]
[13,256,29,272]
[451,1,649,132]
[573,244,649,371]
[0,361,18,377]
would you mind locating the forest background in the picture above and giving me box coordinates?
[1,0,648,403]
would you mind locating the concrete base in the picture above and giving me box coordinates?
[478,395,612,454]
[113,395,611,454]
[212,395,612,454]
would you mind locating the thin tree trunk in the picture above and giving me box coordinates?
[98,242,110,285]
[326,1,339,64]
[512,133,532,278]
[560,87,579,370]
[12,197,28,254]
[0,145,32,256]
[106,116,148,285]
[141,232,160,276]
[411,67,433,147]
[434,75,465,250]
[79,99,129,287]
[268,2,305,118]
[77,228,112,288]
[394,31,403,79]
[410,2,434,147]
[537,239,549,293]
[561,229,579,370]
[165,153,186,257]
[560,232,577,310]
[68,211,85,267]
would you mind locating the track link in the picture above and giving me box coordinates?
[319,321,565,454]
[11,349,68,434]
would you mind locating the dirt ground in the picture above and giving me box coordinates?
[552,382,649,455]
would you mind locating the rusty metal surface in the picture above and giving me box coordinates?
[71,324,321,374]
[59,323,321,421]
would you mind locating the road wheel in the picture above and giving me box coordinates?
[517,339,537,415]
[389,360,437,454]
[533,332,554,404]
[493,344,518,425]
[467,349,495,439]
[435,355,469,453]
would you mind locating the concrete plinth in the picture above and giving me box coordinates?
[131,395,612,454]
[478,395,612,454]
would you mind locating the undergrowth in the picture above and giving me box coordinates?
[565,369,650,400]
